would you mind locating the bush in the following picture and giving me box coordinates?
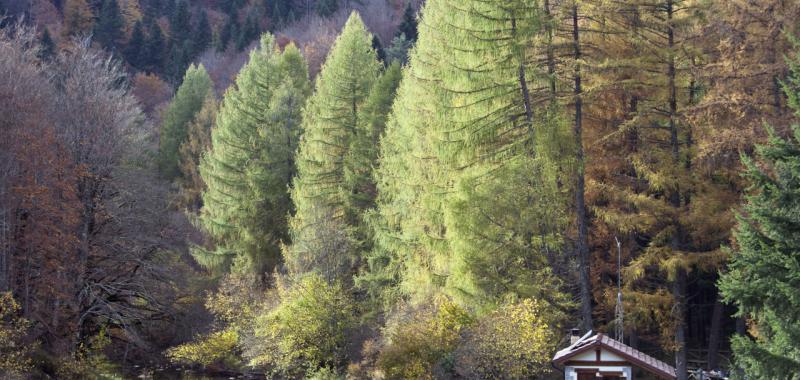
[378,299,474,380]
[453,298,560,379]
[55,327,119,380]
[166,329,240,368]
[247,273,357,377]
[0,292,33,377]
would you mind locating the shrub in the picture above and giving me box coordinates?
[166,329,240,368]
[247,273,357,377]
[378,299,474,380]
[453,298,560,379]
[0,292,33,376]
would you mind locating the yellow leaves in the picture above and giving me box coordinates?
[166,329,239,367]
[380,296,562,379]
[454,298,560,379]
[0,292,33,375]
[118,0,143,36]
[379,297,474,380]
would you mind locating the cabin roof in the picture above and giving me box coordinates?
[553,332,677,379]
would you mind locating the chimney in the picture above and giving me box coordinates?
[570,328,581,345]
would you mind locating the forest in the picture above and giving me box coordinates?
[0,0,799,379]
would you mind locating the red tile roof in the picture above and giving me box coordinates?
[553,332,677,379]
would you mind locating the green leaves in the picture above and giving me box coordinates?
[158,64,213,179]
[363,0,568,311]
[199,35,310,274]
[720,122,800,379]
[289,12,381,280]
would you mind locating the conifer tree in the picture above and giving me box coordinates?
[159,64,214,179]
[584,1,715,377]
[396,2,417,42]
[343,62,402,240]
[38,29,56,61]
[199,36,310,274]
[178,93,216,212]
[143,21,165,72]
[315,0,338,17]
[166,41,192,83]
[384,33,411,65]
[94,0,124,49]
[125,21,145,68]
[289,12,381,279]
[194,9,212,54]
[236,14,259,51]
[719,127,800,379]
[372,35,386,65]
[364,0,571,310]
[217,16,234,52]
[718,50,800,379]
[62,0,94,38]
[170,0,191,46]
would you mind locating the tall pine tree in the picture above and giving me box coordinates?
[125,21,145,68]
[199,36,310,274]
[194,9,212,54]
[364,0,571,311]
[718,49,800,379]
[159,64,214,179]
[178,93,217,212]
[288,12,381,280]
[94,0,124,49]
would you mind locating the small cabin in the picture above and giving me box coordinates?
[552,331,677,380]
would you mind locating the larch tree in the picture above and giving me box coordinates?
[343,62,402,243]
[288,12,381,280]
[583,1,721,377]
[178,93,217,212]
[364,0,572,312]
[62,0,94,38]
[199,36,310,274]
[158,64,213,179]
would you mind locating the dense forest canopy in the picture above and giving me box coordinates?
[1,0,800,379]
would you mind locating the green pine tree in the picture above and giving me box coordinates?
[372,35,386,64]
[38,29,56,61]
[194,9,212,54]
[236,14,259,51]
[719,48,800,379]
[170,0,191,46]
[178,93,217,212]
[363,0,570,311]
[159,64,214,179]
[198,36,311,274]
[384,33,411,65]
[343,62,402,218]
[93,0,124,49]
[315,0,338,17]
[125,21,145,68]
[288,12,381,280]
[396,2,417,42]
[144,21,165,72]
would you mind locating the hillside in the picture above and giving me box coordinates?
[1,1,800,379]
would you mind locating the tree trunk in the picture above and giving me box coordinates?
[511,16,533,127]
[673,268,688,380]
[707,295,724,369]
[572,2,593,332]
[544,0,556,98]
[665,2,686,379]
